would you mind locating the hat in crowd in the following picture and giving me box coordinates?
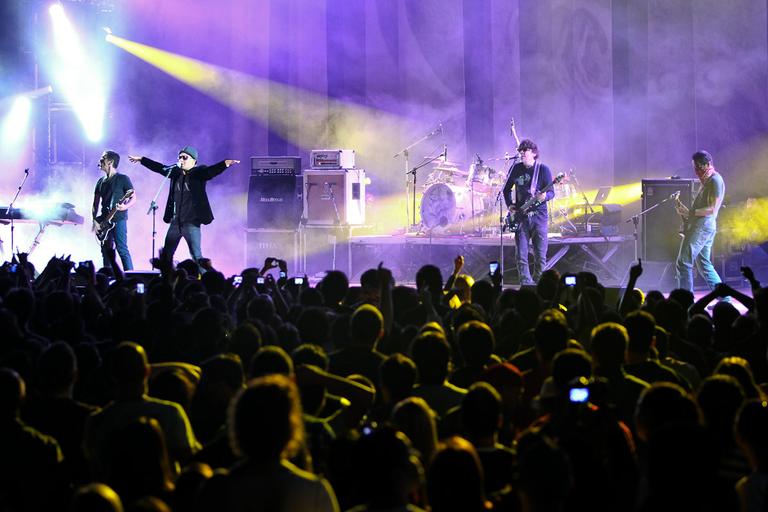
[180,146,199,161]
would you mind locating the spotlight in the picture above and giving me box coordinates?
[2,96,32,147]
[47,2,106,142]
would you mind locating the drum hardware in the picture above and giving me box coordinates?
[393,122,444,232]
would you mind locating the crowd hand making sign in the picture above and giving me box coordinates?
[506,172,565,232]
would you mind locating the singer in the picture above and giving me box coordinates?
[128,146,239,268]
[502,139,554,285]
[93,150,136,271]
[674,150,725,292]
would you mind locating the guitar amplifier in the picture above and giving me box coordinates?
[641,179,698,261]
[248,157,302,229]
[310,149,356,170]
[303,169,365,225]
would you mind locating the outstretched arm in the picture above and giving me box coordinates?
[200,159,240,180]
[128,155,171,175]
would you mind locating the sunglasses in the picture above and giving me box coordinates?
[178,154,189,161]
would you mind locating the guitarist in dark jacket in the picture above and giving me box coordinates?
[502,139,554,285]
[128,146,239,267]
[93,150,136,270]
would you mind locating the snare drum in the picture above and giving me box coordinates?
[420,183,483,230]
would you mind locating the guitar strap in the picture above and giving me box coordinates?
[529,162,540,196]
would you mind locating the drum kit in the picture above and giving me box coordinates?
[419,157,504,232]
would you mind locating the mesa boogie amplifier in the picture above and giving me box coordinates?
[310,149,356,170]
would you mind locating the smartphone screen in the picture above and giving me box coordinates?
[279,271,287,279]
[233,275,243,286]
[256,276,266,285]
[489,261,499,274]
[136,283,145,294]
[293,277,304,285]
[564,275,577,286]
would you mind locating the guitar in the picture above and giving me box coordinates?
[505,172,566,232]
[672,191,689,237]
[94,190,134,245]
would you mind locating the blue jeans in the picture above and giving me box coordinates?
[163,220,203,263]
[675,222,721,292]
[102,218,133,271]
[515,211,548,285]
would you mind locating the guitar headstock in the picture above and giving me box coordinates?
[553,172,566,184]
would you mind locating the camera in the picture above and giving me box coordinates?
[564,274,576,286]
[489,261,499,274]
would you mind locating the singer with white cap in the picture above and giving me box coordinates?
[128,147,239,268]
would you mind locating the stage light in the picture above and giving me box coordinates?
[1,96,32,147]
[105,35,407,157]
[47,2,106,142]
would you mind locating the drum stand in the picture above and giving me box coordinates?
[393,123,443,233]
[406,150,447,232]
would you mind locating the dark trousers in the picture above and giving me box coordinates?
[515,211,548,285]
[163,219,203,262]
[102,219,133,271]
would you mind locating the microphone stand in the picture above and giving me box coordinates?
[496,154,521,284]
[5,169,30,257]
[393,123,443,232]
[407,149,446,231]
[569,173,594,233]
[622,191,679,285]
[146,165,176,265]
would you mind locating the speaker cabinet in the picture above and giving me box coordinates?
[641,179,697,261]
[245,229,299,271]
[248,157,302,229]
[303,170,365,225]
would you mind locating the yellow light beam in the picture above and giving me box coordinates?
[106,35,408,157]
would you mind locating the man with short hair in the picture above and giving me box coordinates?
[93,150,136,270]
[675,150,725,292]
[128,147,239,265]
[502,139,555,284]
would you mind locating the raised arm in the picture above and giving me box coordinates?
[128,155,171,175]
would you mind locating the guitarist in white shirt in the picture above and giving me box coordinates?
[92,150,137,271]
[502,139,554,285]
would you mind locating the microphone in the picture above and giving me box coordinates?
[443,144,448,163]
[162,164,178,172]
[438,123,443,136]
[24,168,29,175]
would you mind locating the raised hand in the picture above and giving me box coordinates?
[127,155,142,163]
[453,255,464,274]
[225,159,240,167]
[629,259,643,280]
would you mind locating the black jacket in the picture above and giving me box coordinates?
[140,157,228,225]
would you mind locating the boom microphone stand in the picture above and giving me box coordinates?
[5,168,30,257]
[407,148,447,231]
[393,123,443,232]
[622,190,680,285]
[146,164,176,265]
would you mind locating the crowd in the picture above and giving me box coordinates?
[1,248,767,512]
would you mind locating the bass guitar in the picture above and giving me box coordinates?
[94,190,134,245]
[505,172,566,232]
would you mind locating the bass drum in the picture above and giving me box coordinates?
[420,183,482,230]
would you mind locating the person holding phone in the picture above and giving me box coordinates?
[128,147,239,268]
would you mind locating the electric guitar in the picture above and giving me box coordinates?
[505,172,566,232]
[94,190,134,245]
[673,191,689,237]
